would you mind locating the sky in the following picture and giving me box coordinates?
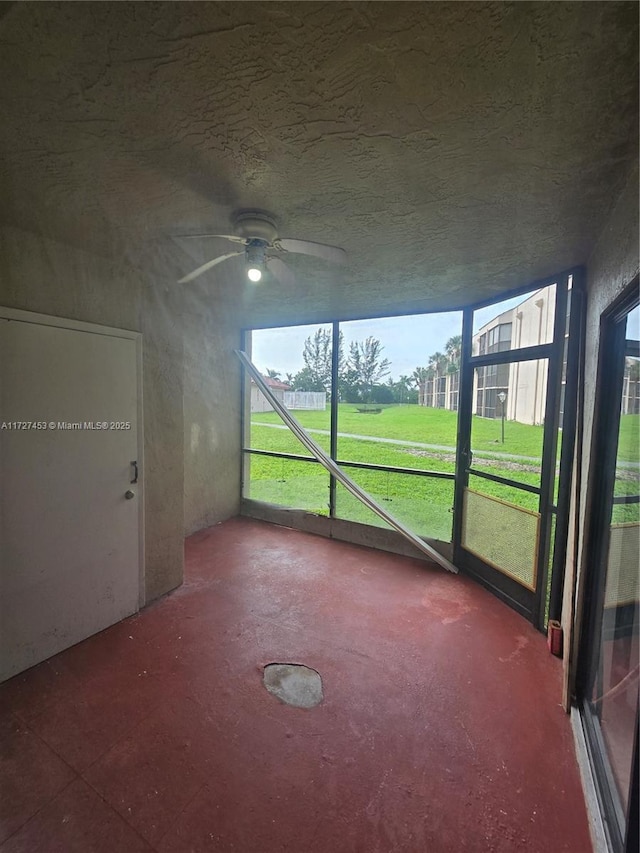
[251,294,525,380]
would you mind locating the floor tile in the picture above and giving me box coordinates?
[0,715,76,844]
[27,666,164,773]
[0,659,80,725]
[0,778,152,853]
[83,699,218,847]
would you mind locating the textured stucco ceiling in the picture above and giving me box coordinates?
[0,1,637,325]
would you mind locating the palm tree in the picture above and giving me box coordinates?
[429,351,447,377]
[393,374,412,404]
[445,335,462,373]
[266,368,281,381]
[412,366,429,387]
[427,352,448,408]
[411,366,433,406]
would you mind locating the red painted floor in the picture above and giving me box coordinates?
[0,517,592,852]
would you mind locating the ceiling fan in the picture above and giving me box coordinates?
[176,210,346,286]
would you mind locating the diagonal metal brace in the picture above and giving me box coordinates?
[237,350,457,574]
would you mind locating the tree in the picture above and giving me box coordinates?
[411,366,430,388]
[411,366,432,405]
[389,374,414,404]
[445,335,462,374]
[347,336,391,403]
[338,364,362,403]
[265,368,281,381]
[293,327,344,394]
[370,383,394,404]
[291,366,325,392]
[303,328,332,390]
[428,351,448,378]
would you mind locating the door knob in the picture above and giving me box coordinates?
[125,490,135,500]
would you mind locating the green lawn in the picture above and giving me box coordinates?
[613,414,640,522]
[252,403,546,458]
[247,404,543,535]
[246,405,639,534]
[618,414,640,463]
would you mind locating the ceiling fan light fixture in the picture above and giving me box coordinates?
[177,210,345,285]
[245,238,267,283]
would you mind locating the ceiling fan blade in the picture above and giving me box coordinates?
[177,251,243,284]
[179,234,246,243]
[277,238,346,265]
[268,257,296,288]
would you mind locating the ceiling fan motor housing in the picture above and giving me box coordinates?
[233,210,278,243]
[245,239,268,266]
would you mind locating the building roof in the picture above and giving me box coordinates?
[252,376,291,391]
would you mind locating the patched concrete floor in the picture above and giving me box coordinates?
[263,663,323,708]
[0,517,593,852]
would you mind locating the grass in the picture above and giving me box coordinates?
[614,414,640,522]
[247,405,541,531]
[244,459,455,540]
[249,404,544,493]
[246,404,639,533]
[252,404,546,458]
[618,414,640,463]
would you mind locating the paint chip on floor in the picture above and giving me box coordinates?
[263,663,323,708]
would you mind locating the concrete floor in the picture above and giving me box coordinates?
[0,517,592,852]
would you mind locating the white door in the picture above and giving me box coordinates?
[0,313,142,682]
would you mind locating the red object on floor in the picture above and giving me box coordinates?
[547,619,564,657]
[0,517,592,852]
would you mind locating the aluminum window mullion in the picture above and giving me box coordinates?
[467,467,541,495]
[452,307,474,553]
[245,448,320,464]
[335,458,455,479]
[470,342,554,368]
[533,274,569,628]
[329,321,340,518]
[245,448,456,481]
[612,494,640,505]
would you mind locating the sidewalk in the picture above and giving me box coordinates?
[255,422,542,463]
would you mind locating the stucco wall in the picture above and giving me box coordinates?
[0,225,185,603]
[563,162,639,705]
[182,287,243,536]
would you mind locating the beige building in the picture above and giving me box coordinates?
[474,283,558,426]
[421,283,560,426]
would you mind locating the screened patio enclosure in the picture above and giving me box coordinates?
[241,269,582,631]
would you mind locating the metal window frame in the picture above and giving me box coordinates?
[548,269,585,622]
[467,468,542,495]
[613,494,640,505]
[453,270,580,626]
[575,276,640,853]
[238,349,457,573]
[241,268,581,629]
[532,273,569,627]
[244,448,455,481]
[329,321,340,517]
